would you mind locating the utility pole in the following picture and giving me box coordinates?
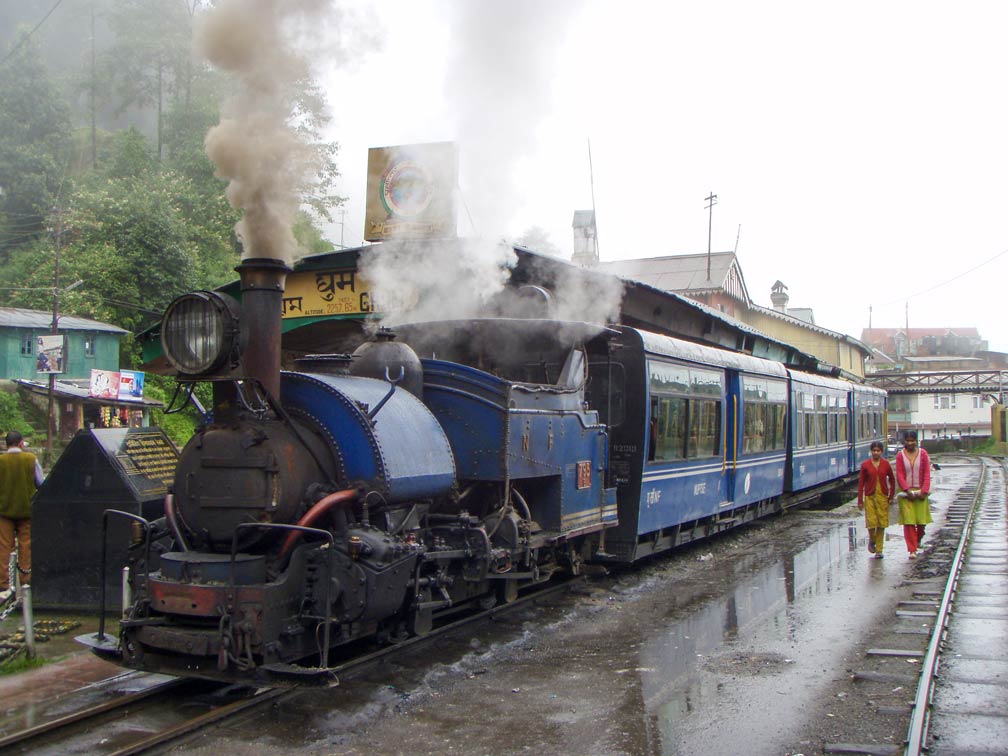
[46,206,63,467]
[705,192,718,281]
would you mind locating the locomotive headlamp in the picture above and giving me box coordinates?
[161,291,241,376]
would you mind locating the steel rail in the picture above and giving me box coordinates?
[0,675,186,750]
[1,578,578,755]
[107,687,287,756]
[903,457,989,755]
[112,578,579,755]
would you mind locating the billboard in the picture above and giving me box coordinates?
[89,369,119,399]
[90,369,146,401]
[364,142,458,242]
[118,370,145,401]
[36,334,66,374]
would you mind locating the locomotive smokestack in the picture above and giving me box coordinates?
[237,257,291,399]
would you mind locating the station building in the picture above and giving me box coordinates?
[594,251,871,379]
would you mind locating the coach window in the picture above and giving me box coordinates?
[742,377,787,452]
[687,367,722,458]
[767,380,787,449]
[827,395,838,443]
[742,379,767,452]
[648,362,722,462]
[803,392,816,447]
[816,394,828,446]
[794,392,804,447]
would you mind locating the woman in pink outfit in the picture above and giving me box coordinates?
[894,431,932,557]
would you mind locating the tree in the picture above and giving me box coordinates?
[0,35,73,255]
[0,168,214,348]
[516,226,561,257]
[97,0,199,161]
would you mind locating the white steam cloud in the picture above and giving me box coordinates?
[358,239,516,327]
[362,0,623,327]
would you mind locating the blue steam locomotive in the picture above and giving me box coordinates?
[82,258,885,684]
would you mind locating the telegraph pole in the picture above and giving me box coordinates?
[705,192,718,281]
[46,206,63,467]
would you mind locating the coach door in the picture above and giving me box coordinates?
[723,371,741,504]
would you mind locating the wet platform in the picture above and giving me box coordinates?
[927,467,1008,754]
[0,610,118,707]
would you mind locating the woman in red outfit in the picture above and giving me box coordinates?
[894,431,932,557]
[858,441,895,558]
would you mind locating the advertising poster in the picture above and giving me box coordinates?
[36,334,66,374]
[89,368,120,399]
[364,141,458,242]
[118,370,145,401]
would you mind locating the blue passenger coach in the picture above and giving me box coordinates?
[598,328,795,561]
[590,327,885,563]
[786,371,854,492]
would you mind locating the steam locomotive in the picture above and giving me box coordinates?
[81,257,885,685]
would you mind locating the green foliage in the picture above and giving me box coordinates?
[104,128,157,180]
[0,35,72,253]
[141,375,203,448]
[0,391,31,436]
[0,0,340,377]
[293,211,335,257]
[0,652,49,676]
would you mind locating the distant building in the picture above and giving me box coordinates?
[597,251,750,318]
[571,210,599,268]
[0,308,125,380]
[861,326,1000,442]
[596,252,871,378]
[861,327,987,364]
[0,308,160,442]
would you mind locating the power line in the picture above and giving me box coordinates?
[0,0,66,68]
[880,246,1008,306]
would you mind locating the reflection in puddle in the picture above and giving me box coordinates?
[638,463,971,755]
[643,523,858,747]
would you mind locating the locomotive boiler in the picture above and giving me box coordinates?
[83,257,616,684]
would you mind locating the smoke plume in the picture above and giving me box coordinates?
[196,0,376,264]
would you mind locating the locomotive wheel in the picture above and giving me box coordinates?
[409,589,433,636]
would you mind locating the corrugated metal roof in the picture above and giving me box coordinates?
[596,251,738,292]
[16,378,163,407]
[0,308,127,334]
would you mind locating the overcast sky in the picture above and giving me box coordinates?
[319,0,1008,350]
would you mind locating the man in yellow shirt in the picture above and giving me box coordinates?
[0,431,44,603]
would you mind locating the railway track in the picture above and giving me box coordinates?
[0,578,577,754]
[823,455,1008,756]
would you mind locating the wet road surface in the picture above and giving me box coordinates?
[148,460,974,755]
